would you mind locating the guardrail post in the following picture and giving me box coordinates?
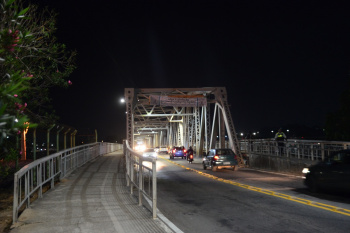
[125,151,130,186]
[321,143,325,161]
[138,157,143,206]
[152,159,157,219]
[25,172,30,206]
[130,154,134,195]
[39,163,43,198]
[13,173,19,222]
[51,158,54,189]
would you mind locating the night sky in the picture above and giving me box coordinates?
[33,0,350,140]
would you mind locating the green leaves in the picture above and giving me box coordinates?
[5,0,15,7]
[16,7,28,18]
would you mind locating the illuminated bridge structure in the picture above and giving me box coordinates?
[124,87,246,167]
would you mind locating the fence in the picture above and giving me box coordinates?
[239,139,350,161]
[124,140,157,219]
[12,142,121,223]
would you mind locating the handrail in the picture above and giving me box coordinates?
[124,140,157,219]
[13,142,121,223]
[239,139,350,161]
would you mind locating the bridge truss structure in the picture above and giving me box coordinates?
[124,87,245,167]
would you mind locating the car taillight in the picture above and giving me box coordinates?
[184,149,187,153]
[214,155,219,160]
[173,149,176,153]
[234,155,237,159]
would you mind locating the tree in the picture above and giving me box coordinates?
[0,0,76,166]
[1,0,76,127]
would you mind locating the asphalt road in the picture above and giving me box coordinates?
[155,155,350,233]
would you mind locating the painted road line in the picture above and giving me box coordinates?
[160,156,350,217]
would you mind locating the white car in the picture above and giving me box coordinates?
[143,148,157,159]
[158,146,168,154]
[154,146,168,154]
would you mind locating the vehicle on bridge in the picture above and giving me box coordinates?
[155,146,168,154]
[203,148,238,171]
[169,146,187,159]
[143,148,158,159]
[303,149,350,192]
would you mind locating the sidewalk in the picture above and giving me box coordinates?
[10,150,176,233]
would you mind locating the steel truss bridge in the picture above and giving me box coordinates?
[124,87,245,167]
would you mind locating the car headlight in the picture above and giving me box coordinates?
[302,168,310,174]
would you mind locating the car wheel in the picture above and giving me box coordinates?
[212,165,217,172]
[309,175,319,193]
[203,163,207,170]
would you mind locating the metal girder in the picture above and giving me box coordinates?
[124,87,243,167]
[140,113,194,117]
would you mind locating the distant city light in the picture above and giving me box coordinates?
[120,98,125,103]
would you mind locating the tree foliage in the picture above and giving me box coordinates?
[1,0,76,127]
[0,0,76,161]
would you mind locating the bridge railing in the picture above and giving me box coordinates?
[124,140,157,219]
[239,139,350,161]
[13,142,121,223]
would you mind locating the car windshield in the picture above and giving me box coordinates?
[216,149,234,155]
[174,147,183,150]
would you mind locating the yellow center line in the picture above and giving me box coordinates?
[159,156,350,217]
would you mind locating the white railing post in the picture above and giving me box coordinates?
[130,154,134,195]
[13,173,19,222]
[138,157,143,206]
[321,143,325,161]
[152,159,157,219]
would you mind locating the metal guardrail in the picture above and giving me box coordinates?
[124,140,157,219]
[239,139,350,161]
[12,142,121,223]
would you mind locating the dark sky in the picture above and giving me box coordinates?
[33,0,350,140]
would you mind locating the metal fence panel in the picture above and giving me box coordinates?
[124,140,157,219]
[13,142,122,223]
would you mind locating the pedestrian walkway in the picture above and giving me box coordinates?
[10,151,174,233]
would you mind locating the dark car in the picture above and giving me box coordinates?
[169,146,186,159]
[203,148,238,171]
[303,149,350,192]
